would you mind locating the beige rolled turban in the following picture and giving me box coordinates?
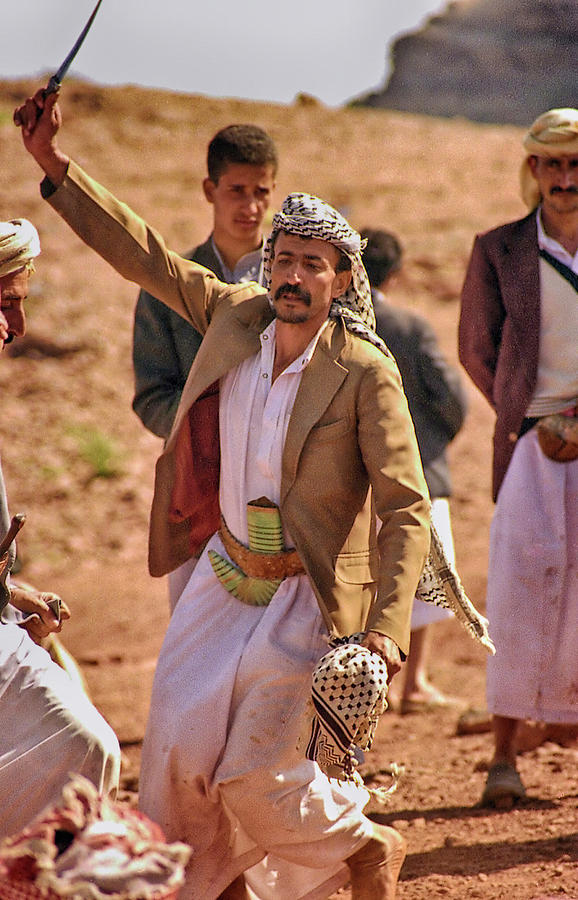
[520,107,578,209]
[0,219,41,278]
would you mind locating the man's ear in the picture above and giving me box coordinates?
[331,268,352,299]
[527,155,539,178]
[203,178,217,204]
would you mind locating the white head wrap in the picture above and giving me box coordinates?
[0,219,41,279]
[519,108,578,209]
[264,193,390,355]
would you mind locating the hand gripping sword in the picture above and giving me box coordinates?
[14,0,104,125]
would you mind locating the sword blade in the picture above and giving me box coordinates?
[46,0,104,94]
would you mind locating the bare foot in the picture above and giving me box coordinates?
[347,824,407,900]
[400,685,463,714]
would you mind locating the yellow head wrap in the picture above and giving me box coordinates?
[519,108,578,209]
[0,219,41,279]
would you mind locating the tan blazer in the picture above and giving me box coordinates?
[47,162,430,653]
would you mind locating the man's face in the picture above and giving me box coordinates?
[528,154,578,216]
[0,268,28,352]
[270,232,351,330]
[203,163,276,250]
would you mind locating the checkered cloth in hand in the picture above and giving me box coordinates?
[306,637,388,778]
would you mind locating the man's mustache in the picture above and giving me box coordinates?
[274,283,311,305]
[551,186,578,195]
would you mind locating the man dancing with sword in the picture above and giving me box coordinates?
[16,87,430,899]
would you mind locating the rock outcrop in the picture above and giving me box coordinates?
[357,0,577,125]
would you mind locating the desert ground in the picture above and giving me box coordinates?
[1,79,576,899]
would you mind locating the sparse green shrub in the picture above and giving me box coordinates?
[67,425,125,479]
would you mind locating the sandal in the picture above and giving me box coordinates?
[481,762,526,808]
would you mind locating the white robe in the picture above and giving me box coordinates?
[0,622,120,839]
[486,428,578,723]
[139,322,372,899]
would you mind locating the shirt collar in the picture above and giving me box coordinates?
[211,237,265,285]
[536,208,578,271]
[259,319,329,374]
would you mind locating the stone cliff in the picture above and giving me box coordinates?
[357,0,577,124]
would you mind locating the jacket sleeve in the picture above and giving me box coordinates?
[44,161,231,335]
[132,288,202,440]
[458,235,505,410]
[357,354,431,650]
[415,317,467,441]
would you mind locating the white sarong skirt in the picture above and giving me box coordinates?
[139,535,372,900]
[0,623,120,839]
[486,428,578,723]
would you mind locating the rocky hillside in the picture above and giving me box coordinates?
[357,0,577,125]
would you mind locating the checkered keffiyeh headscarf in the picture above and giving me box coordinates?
[264,193,389,355]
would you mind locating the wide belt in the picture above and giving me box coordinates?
[219,514,305,579]
[209,498,305,606]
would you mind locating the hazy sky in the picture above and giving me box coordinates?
[1,0,446,107]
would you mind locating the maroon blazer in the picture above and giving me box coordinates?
[459,212,540,500]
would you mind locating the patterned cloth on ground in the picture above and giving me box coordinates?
[0,775,190,899]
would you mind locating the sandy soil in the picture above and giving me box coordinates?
[1,79,576,899]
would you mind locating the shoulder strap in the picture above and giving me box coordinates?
[539,248,578,293]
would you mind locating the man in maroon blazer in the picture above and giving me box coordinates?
[459,108,578,808]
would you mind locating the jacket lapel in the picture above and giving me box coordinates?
[499,213,541,378]
[500,213,540,323]
[281,322,348,501]
[167,301,271,448]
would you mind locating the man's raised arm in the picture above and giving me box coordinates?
[15,90,69,187]
[13,91,241,337]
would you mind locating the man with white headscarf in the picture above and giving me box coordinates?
[459,108,578,808]
[16,89,430,899]
[0,219,121,838]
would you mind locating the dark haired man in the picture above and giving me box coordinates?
[133,124,278,607]
[17,89,430,899]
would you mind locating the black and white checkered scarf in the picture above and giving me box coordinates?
[264,192,390,356]
[305,635,401,803]
[306,636,388,774]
